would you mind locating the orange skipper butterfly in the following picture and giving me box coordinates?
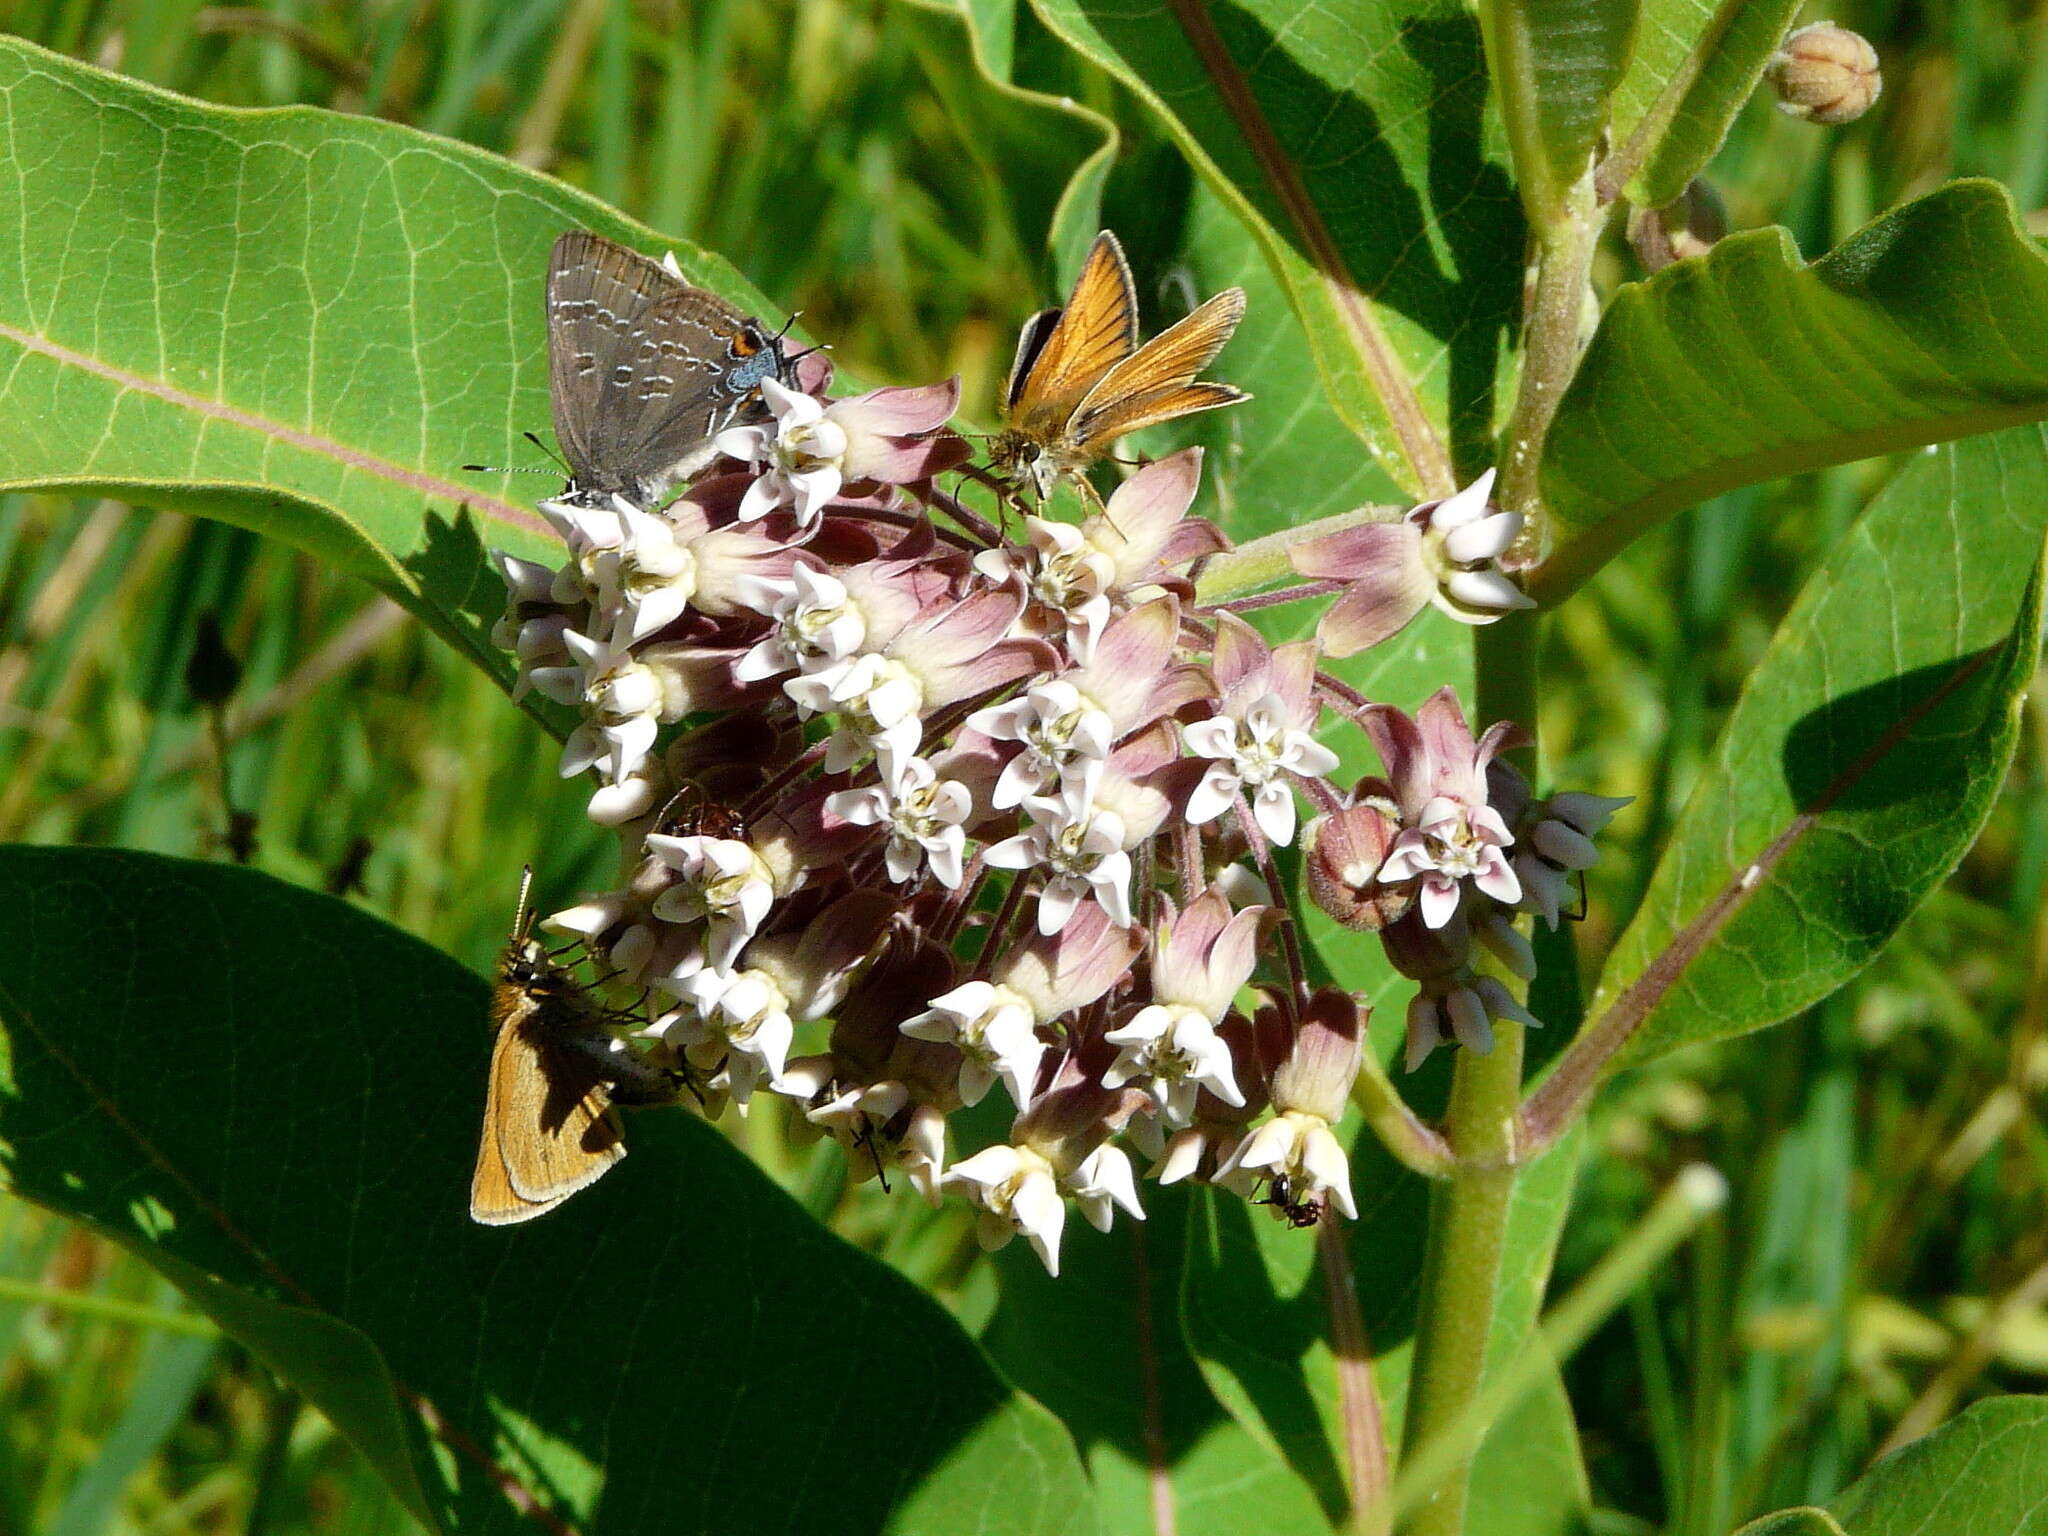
[989,230,1248,501]
[469,870,678,1225]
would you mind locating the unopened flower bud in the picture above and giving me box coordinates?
[1627,179,1727,272]
[1767,23,1880,125]
[1380,905,1472,982]
[1303,799,1411,930]
[1269,988,1365,1123]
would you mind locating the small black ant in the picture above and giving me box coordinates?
[1257,1173,1322,1229]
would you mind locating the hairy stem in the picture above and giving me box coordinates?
[1350,1048,1455,1179]
[1499,170,1602,567]
[1390,1165,1728,1525]
[1396,1018,1525,1536]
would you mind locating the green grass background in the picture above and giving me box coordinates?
[0,1,2044,1533]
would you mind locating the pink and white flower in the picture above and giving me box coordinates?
[1290,469,1536,657]
[825,747,973,888]
[1182,615,1336,847]
[1364,688,1524,928]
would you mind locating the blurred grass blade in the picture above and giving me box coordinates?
[44,1324,218,1536]
[1734,1509,1850,1535]
[1531,425,2048,1106]
[1538,181,2048,601]
[0,846,1096,1536]
[0,1275,218,1338]
[0,35,812,687]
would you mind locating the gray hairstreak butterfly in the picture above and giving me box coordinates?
[538,230,798,508]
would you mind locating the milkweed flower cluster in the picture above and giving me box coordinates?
[490,346,1626,1276]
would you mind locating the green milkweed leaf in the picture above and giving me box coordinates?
[0,846,1094,1536]
[1537,181,2048,601]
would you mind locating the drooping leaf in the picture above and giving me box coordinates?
[1026,0,1525,493]
[1604,0,1803,208]
[1762,1396,2048,1536]
[1537,181,2048,601]
[1734,1511,1850,1536]
[902,0,1117,278]
[1480,0,1636,228]
[981,1183,1331,1535]
[1574,425,2048,1069]
[1179,1125,1589,1535]
[0,846,1094,1536]
[0,36,804,688]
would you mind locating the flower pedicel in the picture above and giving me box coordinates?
[478,227,1629,1274]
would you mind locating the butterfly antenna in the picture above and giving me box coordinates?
[512,865,537,942]
[525,431,572,473]
[462,432,572,478]
[1076,475,1129,543]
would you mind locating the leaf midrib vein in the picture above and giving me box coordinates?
[0,315,547,538]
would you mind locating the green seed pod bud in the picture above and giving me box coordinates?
[1767,23,1881,125]
[1627,179,1729,272]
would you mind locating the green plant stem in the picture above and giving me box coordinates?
[1351,1049,1455,1178]
[1396,1019,1525,1536]
[1389,1165,1729,1526]
[1499,170,1601,566]
[1395,583,1544,1536]
[1192,503,1407,606]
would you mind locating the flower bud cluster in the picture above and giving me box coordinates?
[491,343,1625,1274]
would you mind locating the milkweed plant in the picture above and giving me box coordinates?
[4,5,2047,1536]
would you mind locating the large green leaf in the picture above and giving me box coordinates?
[1571,425,2048,1071]
[1179,1126,1589,1535]
[903,0,1117,276]
[0,36,796,688]
[1741,1397,2048,1536]
[0,847,1094,1536]
[1026,0,1525,494]
[981,1183,1331,1535]
[1537,181,2048,601]
[1604,0,1802,207]
[1826,1396,2048,1534]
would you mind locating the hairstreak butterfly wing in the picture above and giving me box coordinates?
[545,230,797,508]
